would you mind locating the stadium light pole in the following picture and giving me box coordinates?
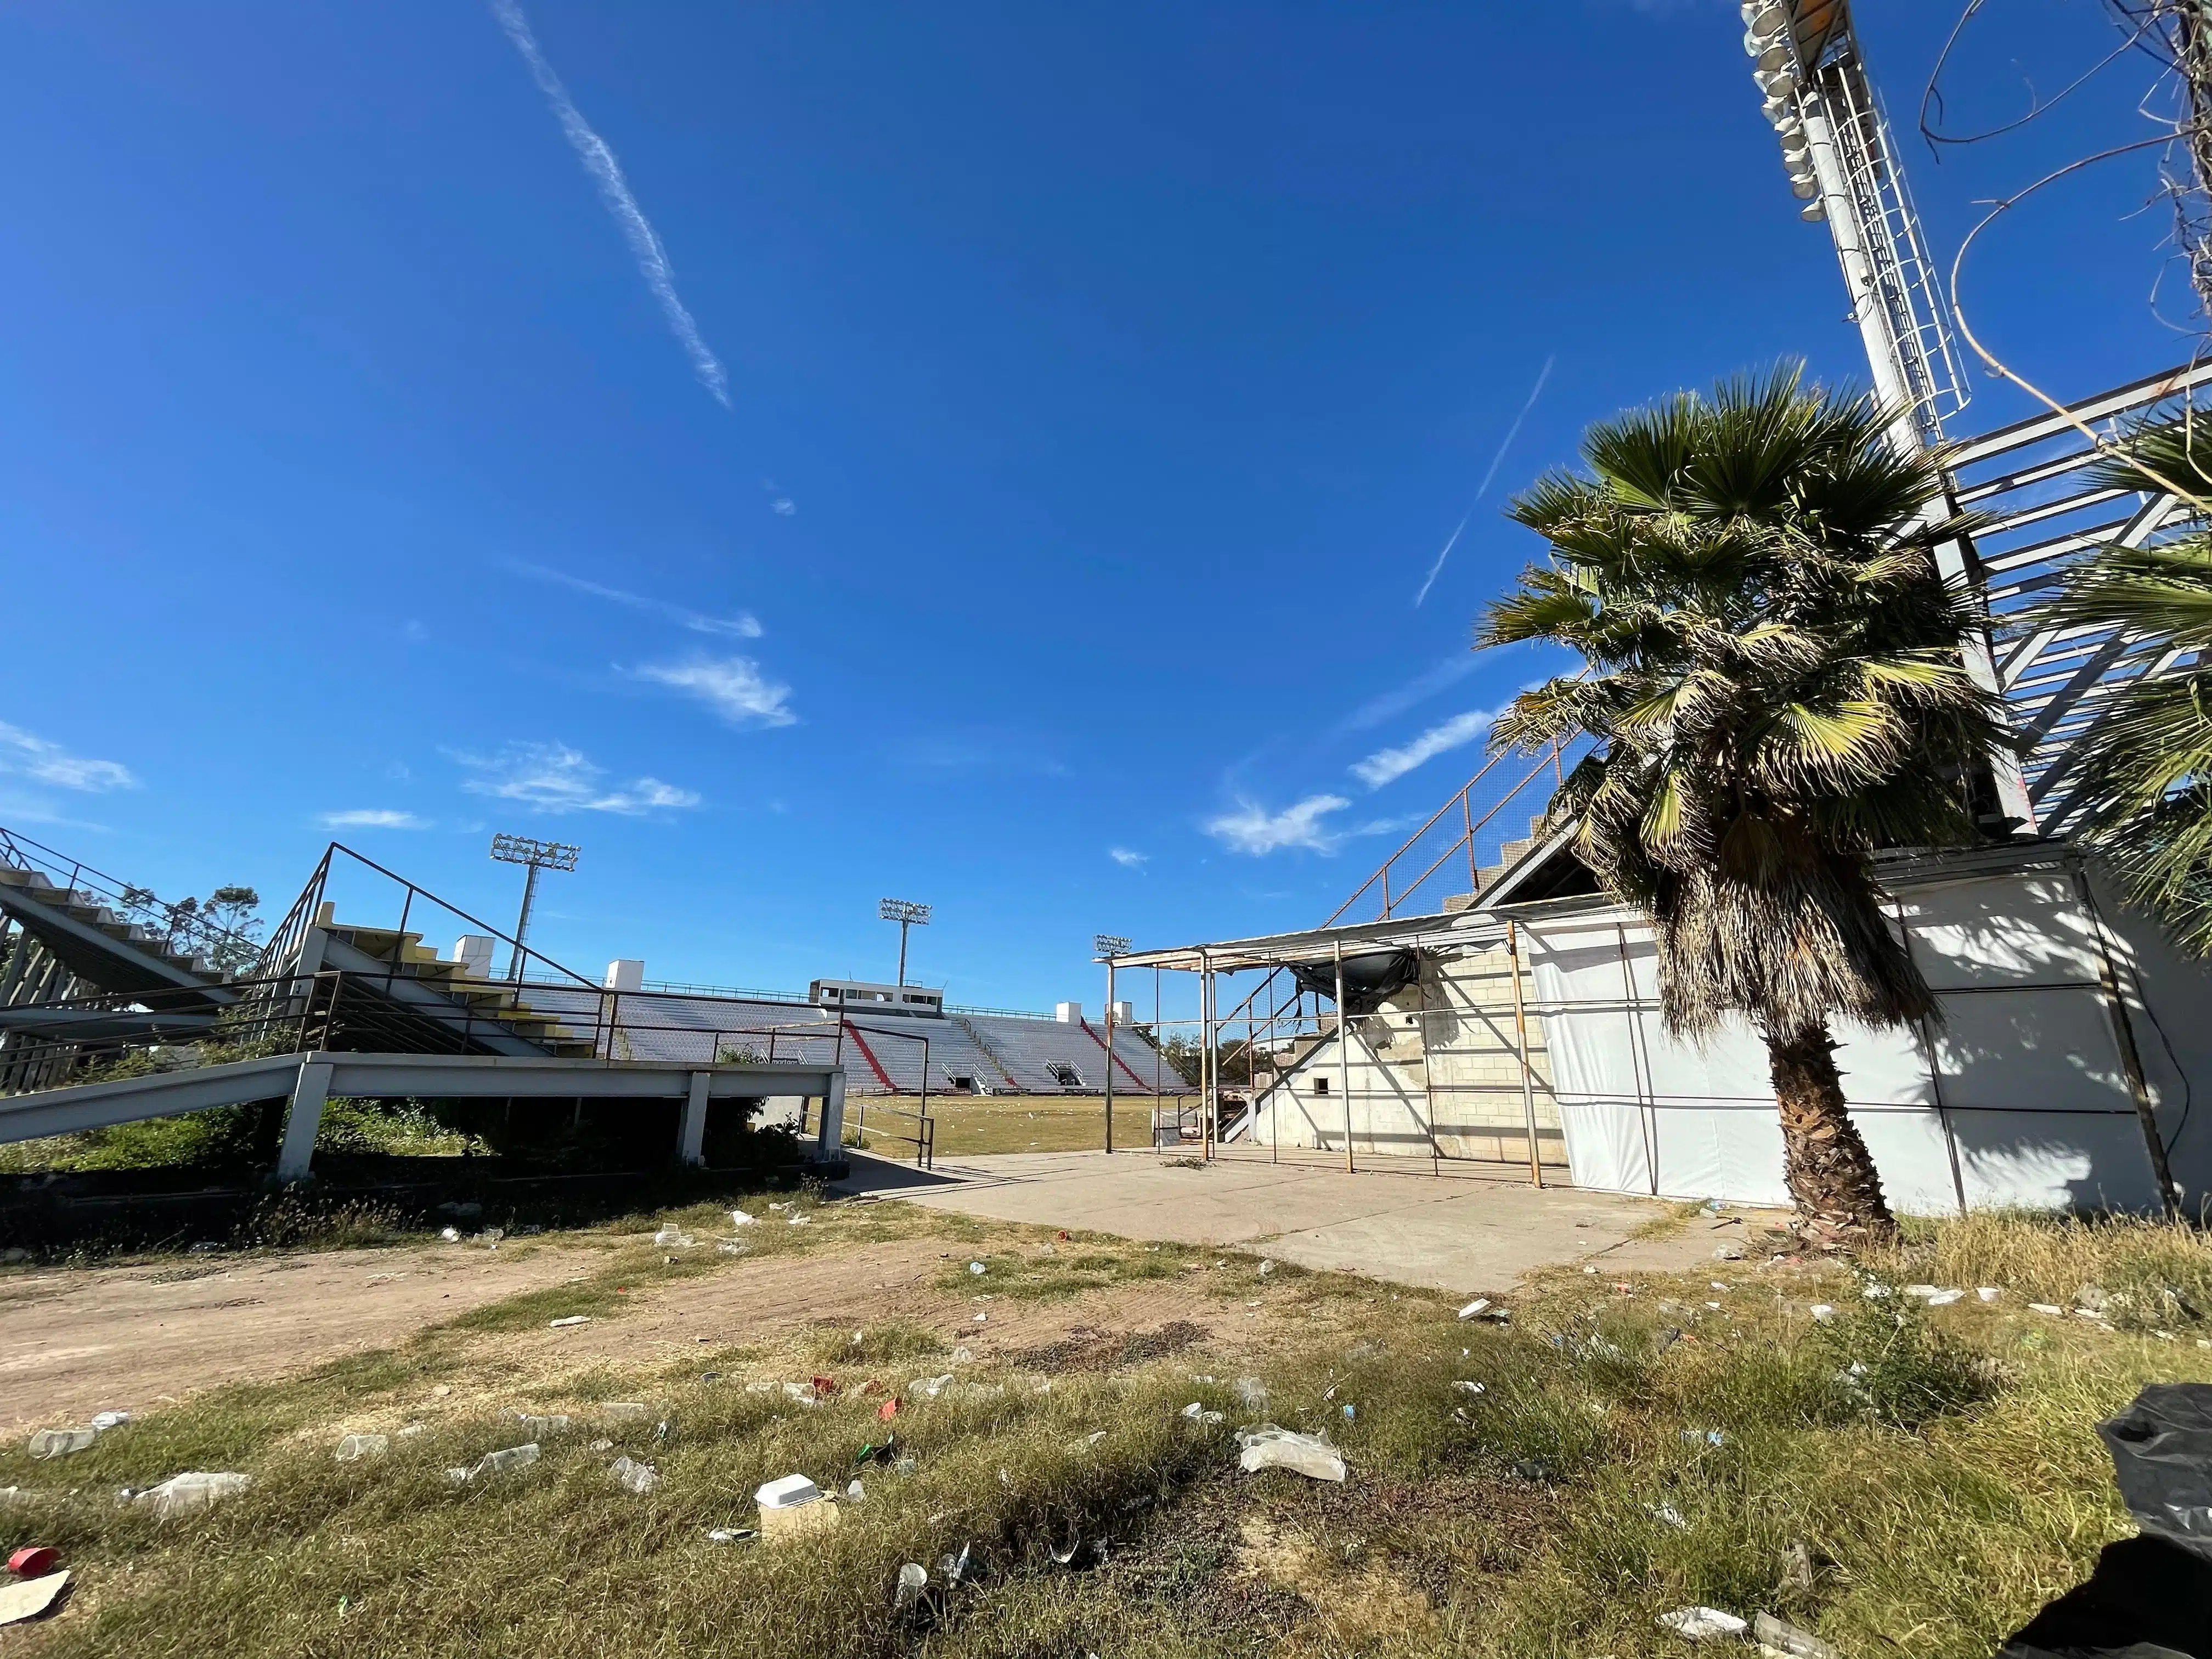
[879,899,931,986]
[490,833,580,983]
[1094,934,1130,1154]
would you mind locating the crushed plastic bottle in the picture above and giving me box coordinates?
[136,1471,253,1520]
[26,1429,95,1460]
[610,1455,661,1494]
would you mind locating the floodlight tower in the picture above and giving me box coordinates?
[490,833,579,982]
[878,898,931,986]
[1737,0,1967,454]
[1094,935,1131,1154]
[1736,1,2034,829]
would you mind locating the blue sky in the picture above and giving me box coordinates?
[0,0,2187,1013]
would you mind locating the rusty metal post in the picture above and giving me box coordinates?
[1103,957,1117,1155]
[1506,919,1544,1188]
[1463,787,1478,897]
[1199,950,1215,1161]
[2072,860,2179,1218]
[1335,940,1353,1174]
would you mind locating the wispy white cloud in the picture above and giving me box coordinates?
[1332,654,1483,737]
[1415,354,1556,607]
[321,809,429,830]
[1108,847,1148,868]
[1204,794,1352,856]
[488,0,730,407]
[1350,707,1498,790]
[453,741,701,815]
[631,656,797,727]
[508,560,761,638]
[0,722,134,792]
[770,497,796,516]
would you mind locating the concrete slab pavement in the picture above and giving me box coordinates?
[837,1147,1764,1295]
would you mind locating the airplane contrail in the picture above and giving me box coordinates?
[1414,353,1556,606]
[489,0,731,407]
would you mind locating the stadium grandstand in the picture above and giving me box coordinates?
[521,968,1176,1098]
[0,826,1184,1187]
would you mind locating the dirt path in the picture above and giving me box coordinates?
[514,1237,1246,1373]
[0,1244,596,1435]
[0,1234,1259,1436]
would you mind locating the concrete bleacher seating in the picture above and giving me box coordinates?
[528,983,1182,1096]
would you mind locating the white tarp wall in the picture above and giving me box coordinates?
[1523,858,2212,1214]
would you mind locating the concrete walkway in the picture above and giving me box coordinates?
[837,1147,1755,1295]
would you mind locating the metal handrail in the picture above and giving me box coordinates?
[252,843,598,990]
[1322,739,1571,929]
[0,969,876,1099]
[0,823,262,972]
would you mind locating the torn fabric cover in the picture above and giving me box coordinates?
[1288,950,1418,1015]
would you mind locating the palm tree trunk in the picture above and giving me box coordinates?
[1767,1023,1895,1243]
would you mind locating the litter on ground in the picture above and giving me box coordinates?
[135,1471,252,1520]
[0,1571,68,1627]
[1658,1605,1749,1641]
[1235,1426,1347,1482]
[610,1455,661,1494]
[1753,1611,1840,1659]
[448,1444,538,1484]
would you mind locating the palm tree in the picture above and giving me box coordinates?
[1477,368,2010,1242]
[2029,421,2212,955]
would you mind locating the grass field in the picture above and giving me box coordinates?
[6,1198,2209,1657]
[855,1093,1179,1159]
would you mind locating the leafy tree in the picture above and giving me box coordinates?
[118,883,264,977]
[2028,420,2212,955]
[1156,1032,1254,1089]
[1477,368,2010,1241]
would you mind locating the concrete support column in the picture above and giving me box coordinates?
[276,1057,332,1184]
[819,1070,847,1159]
[679,1071,710,1166]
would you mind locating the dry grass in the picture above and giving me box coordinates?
[6,1206,2211,1658]
[1873,1208,2212,1331]
[884,1094,1172,1159]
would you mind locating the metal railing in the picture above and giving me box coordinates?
[0,969,874,1100]
[1323,739,1578,928]
[847,1094,935,1169]
[255,843,599,990]
[0,824,263,977]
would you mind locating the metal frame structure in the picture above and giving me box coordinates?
[1946,360,2212,832]
[1741,1,1968,448]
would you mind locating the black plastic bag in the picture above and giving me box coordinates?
[2001,1384,2212,1659]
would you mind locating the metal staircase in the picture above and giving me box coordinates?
[0,829,241,1007]
[949,1013,1022,1093]
[283,909,599,1059]
[241,844,603,1062]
